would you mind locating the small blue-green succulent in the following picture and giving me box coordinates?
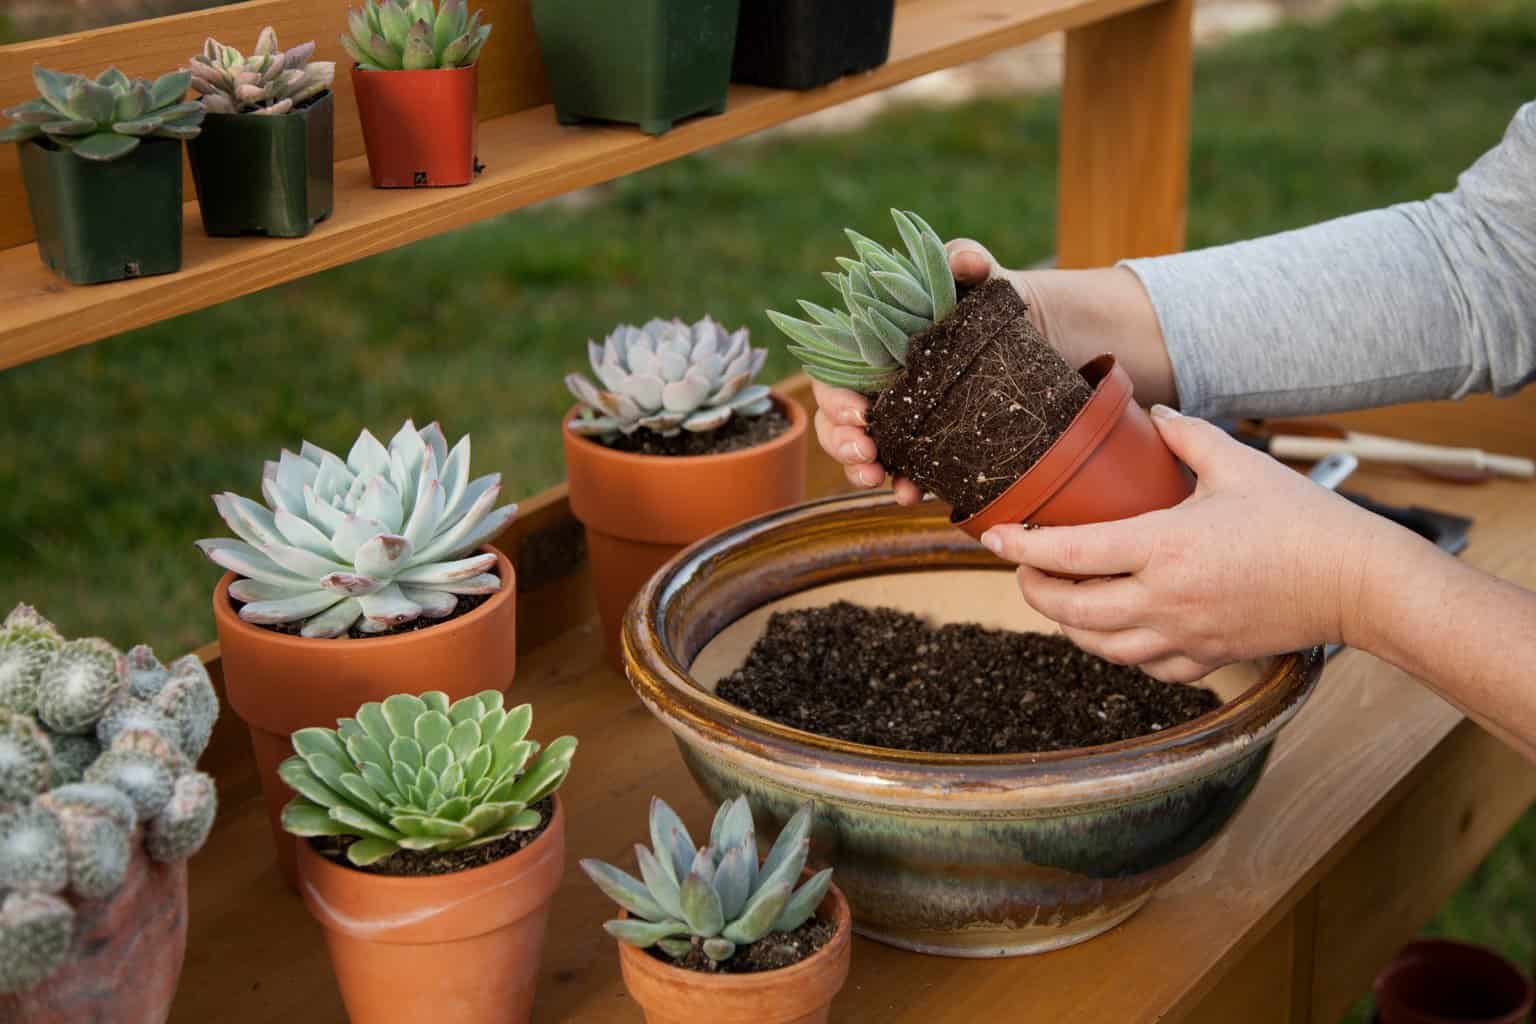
[0,65,204,162]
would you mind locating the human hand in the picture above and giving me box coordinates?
[978,406,1410,682]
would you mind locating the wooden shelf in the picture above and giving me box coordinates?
[0,0,1157,372]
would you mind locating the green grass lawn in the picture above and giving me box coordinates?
[3,2,1534,1013]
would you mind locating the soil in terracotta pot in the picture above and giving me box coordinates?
[232,591,491,640]
[311,797,555,876]
[868,278,1094,520]
[647,915,837,974]
[715,602,1220,754]
[597,407,791,457]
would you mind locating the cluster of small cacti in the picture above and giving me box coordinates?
[566,317,773,439]
[0,605,218,993]
[197,419,518,638]
[582,797,832,965]
[342,0,492,72]
[189,27,337,116]
[0,65,204,162]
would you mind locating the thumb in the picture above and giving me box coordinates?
[946,238,1000,287]
[1148,405,1259,481]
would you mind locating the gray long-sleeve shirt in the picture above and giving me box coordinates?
[1123,101,1536,419]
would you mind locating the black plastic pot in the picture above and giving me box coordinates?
[732,0,896,90]
[531,0,742,135]
[17,137,184,285]
[188,91,334,238]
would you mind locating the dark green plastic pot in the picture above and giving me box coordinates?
[188,91,335,238]
[17,137,184,285]
[732,0,896,90]
[531,0,742,135]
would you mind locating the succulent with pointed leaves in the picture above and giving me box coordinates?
[581,797,833,966]
[189,27,336,116]
[768,208,958,394]
[566,317,773,440]
[0,605,63,715]
[196,420,517,638]
[0,65,203,162]
[342,0,491,71]
[280,690,576,867]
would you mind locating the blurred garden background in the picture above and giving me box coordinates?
[2,1,1534,1016]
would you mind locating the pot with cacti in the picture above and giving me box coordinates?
[562,316,808,672]
[185,27,336,238]
[582,797,851,1024]
[283,691,574,1024]
[0,605,218,1023]
[769,209,1194,535]
[0,65,203,284]
[732,0,896,91]
[341,0,491,188]
[531,0,742,135]
[197,419,519,885]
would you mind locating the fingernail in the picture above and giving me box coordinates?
[1150,404,1180,420]
[840,408,867,427]
[840,441,870,462]
[858,466,883,486]
[981,530,1004,555]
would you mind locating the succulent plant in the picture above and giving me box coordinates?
[189,27,336,116]
[581,797,833,966]
[196,420,517,639]
[0,65,204,162]
[0,607,218,995]
[342,0,492,72]
[280,690,576,867]
[566,317,773,439]
[768,208,957,394]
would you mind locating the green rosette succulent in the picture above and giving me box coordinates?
[189,27,337,116]
[342,0,492,71]
[0,65,204,162]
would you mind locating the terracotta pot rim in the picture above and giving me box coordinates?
[562,392,808,468]
[211,544,515,653]
[1372,938,1534,1022]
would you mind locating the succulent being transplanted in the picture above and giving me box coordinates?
[565,317,773,440]
[189,27,337,116]
[342,0,492,71]
[0,605,218,994]
[280,690,575,867]
[0,65,204,162]
[581,796,833,967]
[196,420,517,639]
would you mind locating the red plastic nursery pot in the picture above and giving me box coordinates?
[211,546,517,887]
[1372,939,1534,1024]
[297,797,565,1024]
[954,354,1195,538]
[562,393,809,672]
[351,63,479,188]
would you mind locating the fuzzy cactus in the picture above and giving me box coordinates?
[147,772,217,864]
[0,605,64,715]
[123,645,170,701]
[0,803,67,894]
[85,731,178,820]
[36,639,123,735]
[0,893,72,992]
[43,731,100,788]
[0,709,52,803]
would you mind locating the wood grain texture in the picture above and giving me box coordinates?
[1181,910,1302,1024]
[0,0,1162,372]
[1057,0,1194,267]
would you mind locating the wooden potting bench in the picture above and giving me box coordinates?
[3,1,1534,1020]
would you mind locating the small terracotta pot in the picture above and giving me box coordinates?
[955,354,1194,538]
[1372,939,1533,1024]
[0,843,187,1024]
[298,797,565,1024]
[212,546,517,886]
[351,63,479,188]
[563,394,809,671]
[617,881,852,1024]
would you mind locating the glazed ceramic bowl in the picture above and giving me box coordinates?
[624,493,1324,957]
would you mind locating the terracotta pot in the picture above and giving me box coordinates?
[297,797,565,1024]
[0,844,187,1024]
[617,881,851,1023]
[1372,939,1533,1024]
[351,63,478,188]
[563,393,808,672]
[955,354,1195,538]
[212,546,517,886]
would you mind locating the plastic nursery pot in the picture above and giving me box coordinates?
[531,0,743,135]
[562,393,808,673]
[1371,939,1534,1024]
[188,90,335,238]
[955,354,1196,539]
[351,64,479,188]
[617,880,851,1024]
[297,797,565,1024]
[211,546,517,887]
[16,137,183,285]
[0,846,187,1024]
[732,0,896,90]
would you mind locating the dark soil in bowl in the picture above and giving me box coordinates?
[598,407,791,457]
[310,797,554,876]
[646,915,836,974]
[715,602,1220,754]
[236,590,491,640]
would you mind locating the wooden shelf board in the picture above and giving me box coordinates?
[0,0,1154,372]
